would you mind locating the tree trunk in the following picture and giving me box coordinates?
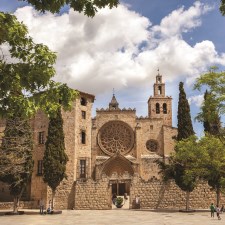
[185,191,190,211]
[216,188,220,206]
[13,196,19,214]
[52,189,56,210]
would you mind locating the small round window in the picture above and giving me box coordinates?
[146,139,158,152]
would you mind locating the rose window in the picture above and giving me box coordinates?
[146,139,158,152]
[98,121,134,155]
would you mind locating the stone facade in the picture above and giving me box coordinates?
[130,176,225,209]
[30,91,95,209]
[1,72,221,210]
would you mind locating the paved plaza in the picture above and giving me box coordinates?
[0,209,224,225]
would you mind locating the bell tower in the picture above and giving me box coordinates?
[148,71,172,126]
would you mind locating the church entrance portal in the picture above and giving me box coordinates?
[111,181,130,196]
[111,180,130,209]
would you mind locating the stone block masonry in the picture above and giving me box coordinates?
[75,178,111,210]
[130,177,225,210]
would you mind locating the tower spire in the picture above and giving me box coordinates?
[109,90,119,110]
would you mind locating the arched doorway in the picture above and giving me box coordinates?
[101,154,134,208]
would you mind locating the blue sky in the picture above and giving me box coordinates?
[1,0,225,136]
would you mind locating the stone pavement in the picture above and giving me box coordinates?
[0,209,224,225]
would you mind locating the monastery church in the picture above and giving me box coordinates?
[0,73,217,210]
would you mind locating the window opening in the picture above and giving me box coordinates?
[38,132,45,144]
[80,160,86,178]
[82,111,86,119]
[163,103,167,114]
[80,97,87,106]
[37,160,43,175]
[81,131,86,144]
[156,103,160,114]
[158,86,162,95]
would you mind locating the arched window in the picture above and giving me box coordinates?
[156,103,160,114]
[163,103,167,114]
[81,131,86,144]
[158,86,162,95]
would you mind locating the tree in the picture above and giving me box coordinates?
[195,90,221,135]
[20,0,119,17]
[14,0,225,17]
[0,116,33,213]
[220,0,225,16]
[0,13,77,212]
[157,136,199,211]
[0,12,76,168]
[194,67,225,117]
[177,82,194,141]
[0,12,77,119]
[197,135,225,206]
[194,67,225,142]
[157,82,196,210]
[43,109,68,210]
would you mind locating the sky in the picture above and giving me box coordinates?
[1,0,225,137]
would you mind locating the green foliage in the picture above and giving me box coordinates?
[177,82,194,141]
[198,135,225,191]
[116,197,123,205]
[21,0,119,17]
[0,12,78,119]
[43,109,68,192]
[0,116,33,198]
[173,136,199,192]
[220,0,225,16]
[195,90,220,135]
[194,67,225,115]
[159,134,225,205]
[157,136,200,210]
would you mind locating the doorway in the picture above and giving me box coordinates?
[111,181,130,209]
[111,182,130,196]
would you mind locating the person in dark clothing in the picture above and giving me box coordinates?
[210,203,215,218]
[112,193,117,205]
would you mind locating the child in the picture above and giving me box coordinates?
[216,205,221,220]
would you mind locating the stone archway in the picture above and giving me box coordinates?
[101,154,134,178]
[98,154,136,209]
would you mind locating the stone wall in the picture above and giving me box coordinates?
[130,176,225,210]
[74,178,111,209]
[0,201,36,210]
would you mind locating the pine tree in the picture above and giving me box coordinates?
[177,82,194,141]
[43,109,68,209]
[0,116,33,213]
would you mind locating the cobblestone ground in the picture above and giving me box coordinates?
[0,209,224,225]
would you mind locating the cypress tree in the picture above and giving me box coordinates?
[0,116,33,213]
[202,90,220,135]
[177,82,194,141]
[203,90,211,133]
[43,109,68,209]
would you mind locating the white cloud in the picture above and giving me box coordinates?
[152,1,212,38]
[188,94,204,107]
[13,2,225,96]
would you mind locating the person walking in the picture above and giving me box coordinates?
[216,205,221,220]
[210,203,215,218]
[39,198,44,215]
